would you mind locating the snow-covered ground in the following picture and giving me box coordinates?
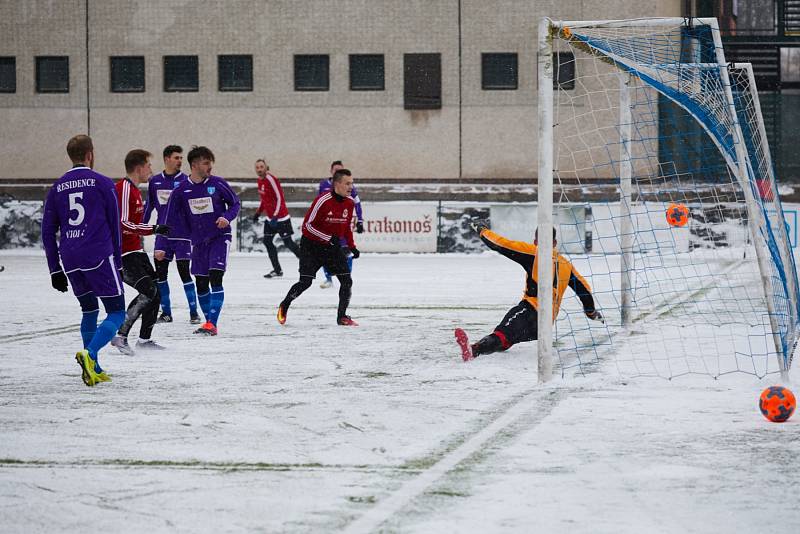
[0,250,798,533]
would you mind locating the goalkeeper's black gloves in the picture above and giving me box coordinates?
[356,221,364,234]
[51,271,68,292]
[153,224,170,236]
[586,309,604,323]
[350,247,360,259]
[469,219,489,234]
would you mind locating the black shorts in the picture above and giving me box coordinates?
[264,219,294,238]
[121,251,157,288]
[494,300,538,347]
[298,236,350,278]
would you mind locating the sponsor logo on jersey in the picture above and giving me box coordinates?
[157,189,172,205]
[188,196,213,215]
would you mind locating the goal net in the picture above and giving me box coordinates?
[536,17,800,382]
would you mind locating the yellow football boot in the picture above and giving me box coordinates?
[75,349,104,387]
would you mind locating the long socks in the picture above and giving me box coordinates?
[80,310,99,348]
[336,274,353,320]
[88,310,126,372]
[157,280,171,316]
[282,276,313,310]
[198,291,211,320]
[282,236,300,258]
[209,286,224,326]
[471,334,505,357]
[183,281,198,316]
[265,236,282,273]
[176,260,198,315]
[77,294,99,348]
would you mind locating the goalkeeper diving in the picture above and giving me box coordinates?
[455,220,604,361]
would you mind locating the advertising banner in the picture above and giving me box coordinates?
[356,202,437,252]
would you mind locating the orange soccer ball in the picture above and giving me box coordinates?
[759,386,796,423]
[666,203,690,227]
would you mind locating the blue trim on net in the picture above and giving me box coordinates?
[570,33,736,162]
[570,28,799,366]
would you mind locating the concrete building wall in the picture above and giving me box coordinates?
[0,0,681,181]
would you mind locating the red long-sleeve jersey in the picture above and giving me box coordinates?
[256,172,290,221]
[302,192,355,249]
[115,178,154,254]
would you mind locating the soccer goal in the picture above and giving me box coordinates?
[536,17,800,382]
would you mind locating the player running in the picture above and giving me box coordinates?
[277,168,360,326]
[455,222,603,361]
[318,160,364,288]
[166,146,240,336]
[252,159,300,278]
[144,145,201,324]
[110,149,170,355]
[41,135,125,386]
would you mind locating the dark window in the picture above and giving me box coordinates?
[110,56,145,92]
[294,55,329,91]
[164,55,198,92]
[349,54,385,91]
[554,52,575,90]
[36,56,69,93]
[404,53,441,110]
[482,53,518,90]
[218,54,253,92]
[0,57,15,93]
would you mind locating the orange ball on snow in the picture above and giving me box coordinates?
[759,386,796,423]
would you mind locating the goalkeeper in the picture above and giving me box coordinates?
[455,221,603,361]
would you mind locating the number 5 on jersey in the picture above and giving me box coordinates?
[68,192,85,226]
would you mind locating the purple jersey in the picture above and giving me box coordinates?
[166,175,241,245]
[42,167,122,274]
[318,178,363,221]
[144,171,189,227]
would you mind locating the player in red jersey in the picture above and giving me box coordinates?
[277,169,360,326]
[110,149,170,354]
[252,159,300,278]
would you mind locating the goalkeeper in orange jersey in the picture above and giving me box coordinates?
[455,220,603,361]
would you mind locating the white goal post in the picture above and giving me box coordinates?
[536,17,800,383]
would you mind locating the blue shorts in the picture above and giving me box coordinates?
[155,235,192,261]
[191,236,231,276]
[66,255,124,299]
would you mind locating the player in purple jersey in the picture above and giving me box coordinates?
[144,145,201,325]
[165,146,241,336]
[41,135,126,387]
[319,160,364,288]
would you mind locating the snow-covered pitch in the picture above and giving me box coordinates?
[1,250,798,533]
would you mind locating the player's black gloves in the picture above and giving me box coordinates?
[350,247,360,259]
[469,219,489,234]
[268,218,279,229]
[51,271,68,292]
[329,235,340,247]
[153,224,170,236]
[356,221,364,234]
[586,310,604,323]
[252,212,260,224]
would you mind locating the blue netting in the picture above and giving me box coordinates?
[548,19,800,378]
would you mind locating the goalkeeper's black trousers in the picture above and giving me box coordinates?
[473,300,538,357]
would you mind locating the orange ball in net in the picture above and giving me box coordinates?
[666,203,690,227]
[759,386,796,423]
